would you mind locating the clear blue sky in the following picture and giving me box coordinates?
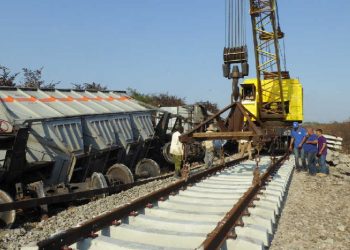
[0,0,349,122]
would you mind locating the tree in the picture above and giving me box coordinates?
[151,93,186,107]
[21,67,44,88]
[195,101,219,114]
[127,88,154,104]
[72,82,107,91]
[127,88,186,107]
[21,67,59,89]
[0,65,18,87]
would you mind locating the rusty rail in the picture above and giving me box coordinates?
[199,153,289,249]
[37,156,247,250]
[0,172,176,213]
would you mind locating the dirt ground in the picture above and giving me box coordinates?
[270,166,350,250]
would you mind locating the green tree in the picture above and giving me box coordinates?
[72,82,107,91]
[0,65,18,87]
[127,88,186,107]
[195,101,219,114]
[21,67,59,89]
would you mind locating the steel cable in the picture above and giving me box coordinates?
[225,0,247,48]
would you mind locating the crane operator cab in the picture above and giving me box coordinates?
[241,84,256,101]
[240,78,304,123]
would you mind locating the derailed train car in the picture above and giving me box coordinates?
[157,105,208,164]
[0,88,161,226]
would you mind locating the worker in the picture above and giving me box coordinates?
[238,122,253,160]
[289,122,307,171]
[213,139,226,158]
[170,126,184,178]
[316,129,329,176]
[203,124,215,168]
[239,139,253,160]
[303,128,318,176]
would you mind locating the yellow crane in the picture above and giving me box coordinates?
[181,0,303,148]
[223,0,303,124]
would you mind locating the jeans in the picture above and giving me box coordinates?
[293,148,306,170]
[318,154,329,174]
[204,150,214,168]
[305,151,317,175]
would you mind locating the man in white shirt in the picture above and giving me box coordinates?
[239,138,253,160]
[203,124,216,168]
[170,126,184,178]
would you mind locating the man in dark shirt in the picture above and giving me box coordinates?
[316,129,329,176]
[303,128,318,175]
[289,122,307,171]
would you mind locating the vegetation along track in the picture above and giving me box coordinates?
[22,154,294,250]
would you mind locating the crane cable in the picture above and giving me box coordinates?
[225,0,247,48]
[275,0,287,71]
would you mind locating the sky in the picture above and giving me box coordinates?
[0,0,349,122]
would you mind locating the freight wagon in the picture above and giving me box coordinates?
[0,88,162,227]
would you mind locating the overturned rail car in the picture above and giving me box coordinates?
[156,105,208,164]
[0,88,162,226]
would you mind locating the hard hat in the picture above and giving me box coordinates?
[293,122,299,128]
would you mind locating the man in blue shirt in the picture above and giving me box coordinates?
[289,122,307,171]
[303,128,318,175]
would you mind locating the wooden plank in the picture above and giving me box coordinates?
[192,131,255,139]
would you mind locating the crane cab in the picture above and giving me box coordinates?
[241,78,303,123]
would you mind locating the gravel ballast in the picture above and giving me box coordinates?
[0,177,176,249]
[270,165,350,250]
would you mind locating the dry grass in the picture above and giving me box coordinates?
[304,121,350,153]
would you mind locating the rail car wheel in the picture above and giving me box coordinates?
[0,189,16,228]
[162,142,174,164]
[135,158,161,178]
[106,164,134,186]
[90,172,108,199]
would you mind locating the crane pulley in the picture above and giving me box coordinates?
[223,0,249,103]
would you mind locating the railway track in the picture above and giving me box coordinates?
[0,171,177,214]
[24,154,294,250]
[0,163,210,230]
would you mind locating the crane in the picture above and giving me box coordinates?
[223,0,302,123]
[180,0,303,151]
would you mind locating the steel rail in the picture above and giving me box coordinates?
[199,153,289,249]
[36,156,247,250]
[0,172,175,212]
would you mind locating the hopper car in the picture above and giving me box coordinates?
[0,87,164,227]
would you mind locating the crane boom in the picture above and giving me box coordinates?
[249,0,286,120]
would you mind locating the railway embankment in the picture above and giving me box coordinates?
[0,178,176,249]
[270,153,350,250]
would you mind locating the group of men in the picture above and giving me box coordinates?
[169,124,218,178]
[170,121,329,178]
[290,122,329,177]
